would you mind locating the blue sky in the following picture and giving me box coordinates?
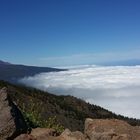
[0,0,140,67]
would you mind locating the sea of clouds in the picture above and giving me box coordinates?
[19,65,140,119]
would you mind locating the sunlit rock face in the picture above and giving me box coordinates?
[0,87,27,140]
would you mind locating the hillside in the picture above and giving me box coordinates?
[0,60,65,83]
[0,80,140,133]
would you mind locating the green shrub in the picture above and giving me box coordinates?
[21,100,64,133]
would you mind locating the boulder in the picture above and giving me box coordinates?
[59,129,85,140]
[0,87,27,140]
[14,134,36,140]
[31,128,57,140]
[84,118,140,140]
[15,128,86,140]
[15,128,58,140]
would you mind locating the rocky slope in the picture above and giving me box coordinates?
[1,82,140,139]
[1,87,140,140]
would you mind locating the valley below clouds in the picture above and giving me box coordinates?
[20,65,140,119]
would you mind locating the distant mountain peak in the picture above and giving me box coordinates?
[0,60,65,83]
[0,60,11,65]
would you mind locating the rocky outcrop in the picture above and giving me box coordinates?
[30,128,57,140]
[0,87,27,140]
[15,128,85,140]
[58,129,85,140]
[14,118,140,140]
[14,134,36,140]
[84,118,140,140]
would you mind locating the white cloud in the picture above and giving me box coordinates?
[19,65,140,119]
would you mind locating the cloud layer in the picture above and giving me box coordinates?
[19,65,140,119]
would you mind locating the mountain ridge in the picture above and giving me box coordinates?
[0,60,11,65]
[0,60,66,83]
